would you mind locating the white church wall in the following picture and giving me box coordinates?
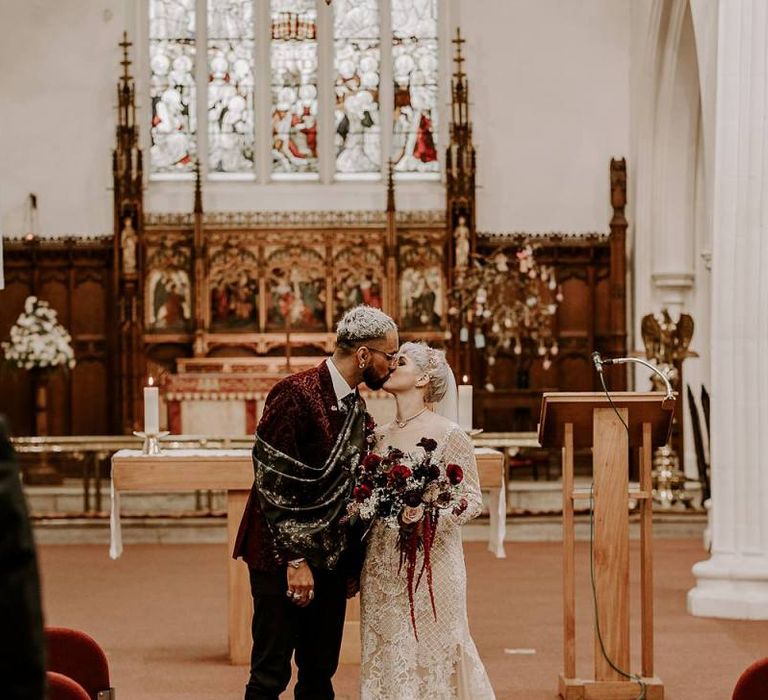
[458,0,632,233]
[0,0,632,237]
[0,0,127,238]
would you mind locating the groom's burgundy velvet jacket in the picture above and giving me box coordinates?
[233,361,357,572]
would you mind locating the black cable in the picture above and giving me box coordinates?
[591,369,646,700]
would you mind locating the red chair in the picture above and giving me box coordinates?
[45,627,115,700]
[733,657,768,699]
[47,672,91,700]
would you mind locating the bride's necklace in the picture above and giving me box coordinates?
[395,406,428,429]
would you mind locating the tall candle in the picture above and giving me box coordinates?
[458,378,473,431]
[144,377,159,434]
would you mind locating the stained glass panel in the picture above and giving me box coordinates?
[270,0,319,176]
[149,0,197,174]
[391,0,439,175]
[207,0,255,175]
[333,0,380,176]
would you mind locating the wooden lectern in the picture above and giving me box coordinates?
[539,392,674,700]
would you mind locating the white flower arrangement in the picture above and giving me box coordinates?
[1,296,76,371]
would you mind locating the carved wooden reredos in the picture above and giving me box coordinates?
[0,30,627,436]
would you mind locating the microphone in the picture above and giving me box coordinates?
[591,351,604,374]
[595,355,676,405]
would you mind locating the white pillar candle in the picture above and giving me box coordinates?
[458,379,473,431]
[144,379,160,434]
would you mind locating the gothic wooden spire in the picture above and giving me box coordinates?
[446,27,476,241]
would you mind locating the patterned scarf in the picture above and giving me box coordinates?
[254,396,366,570]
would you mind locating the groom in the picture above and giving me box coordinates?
[234,305,399,700]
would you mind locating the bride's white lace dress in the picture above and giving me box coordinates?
[360,423,495,699]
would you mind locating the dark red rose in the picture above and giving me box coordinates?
[365,414,376,432]
[353,484,372,502]
[389,463,412,484]
[453,498,468,516]
[361,452,382,472]
[404,489,423,507]
[446,463,464,485]
[417,437,438,452]
[387,447,405,462]
[427,464,441,480]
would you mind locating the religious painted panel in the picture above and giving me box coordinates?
[144,237,193,332]
[333,245,384,321]
[265,245,326,330]
[399,241,444,330]
[208,241,260,331]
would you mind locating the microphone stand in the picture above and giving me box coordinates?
[601,357,675,408]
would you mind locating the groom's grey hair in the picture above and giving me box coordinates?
[336,305,397,351]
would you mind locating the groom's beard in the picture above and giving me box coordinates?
[363,365,390,391]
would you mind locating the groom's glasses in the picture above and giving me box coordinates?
[363,347,399,366]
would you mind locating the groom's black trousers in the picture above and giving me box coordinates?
[244,566,347,700]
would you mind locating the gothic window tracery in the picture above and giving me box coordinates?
[148,0,440,180]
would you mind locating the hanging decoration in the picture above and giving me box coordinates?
[448,243,562,386]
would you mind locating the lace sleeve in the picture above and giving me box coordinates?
[442,427,483,526]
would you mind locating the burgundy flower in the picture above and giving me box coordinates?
[387,447,405,462]
[361,452,382,472]
[404,489,423,507]
[389,463,412,484]
[417,437,438,452]
[353,484,372,502]
[365,414,376,432]
[446,463,464,485]
[427,464,441,480]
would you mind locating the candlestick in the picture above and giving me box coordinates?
[458,379,473,431]
[144,378,159,434]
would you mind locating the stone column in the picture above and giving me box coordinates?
[688,0,768,619]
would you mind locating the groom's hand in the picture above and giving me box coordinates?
[286,562,314,607]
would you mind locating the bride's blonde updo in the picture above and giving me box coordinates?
[399,342,452,404]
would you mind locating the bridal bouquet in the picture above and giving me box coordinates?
[1,296,76,371]
[345,437,468,637]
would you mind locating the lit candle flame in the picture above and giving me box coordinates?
[462,375,469,384]
[148,376,154,387]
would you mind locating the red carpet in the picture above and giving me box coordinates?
[37,540,768,699]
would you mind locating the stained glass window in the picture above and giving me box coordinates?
[270,0,319,177]
[207,0,255,175]
[149,0,197,174]
[333,0,380,177]
[391,0,439,176]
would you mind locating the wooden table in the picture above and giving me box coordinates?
[110,447,505,665]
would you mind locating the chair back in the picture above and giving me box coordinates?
[45,627,114,700]
[733,657,768,699]
[47,671,91,700]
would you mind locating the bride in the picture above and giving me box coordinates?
[359,342,495,699]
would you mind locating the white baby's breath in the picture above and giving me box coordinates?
[1,296,76,371]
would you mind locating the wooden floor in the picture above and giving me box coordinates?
[38,539,768,699]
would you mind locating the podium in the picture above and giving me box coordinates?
[539,392,674,700]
